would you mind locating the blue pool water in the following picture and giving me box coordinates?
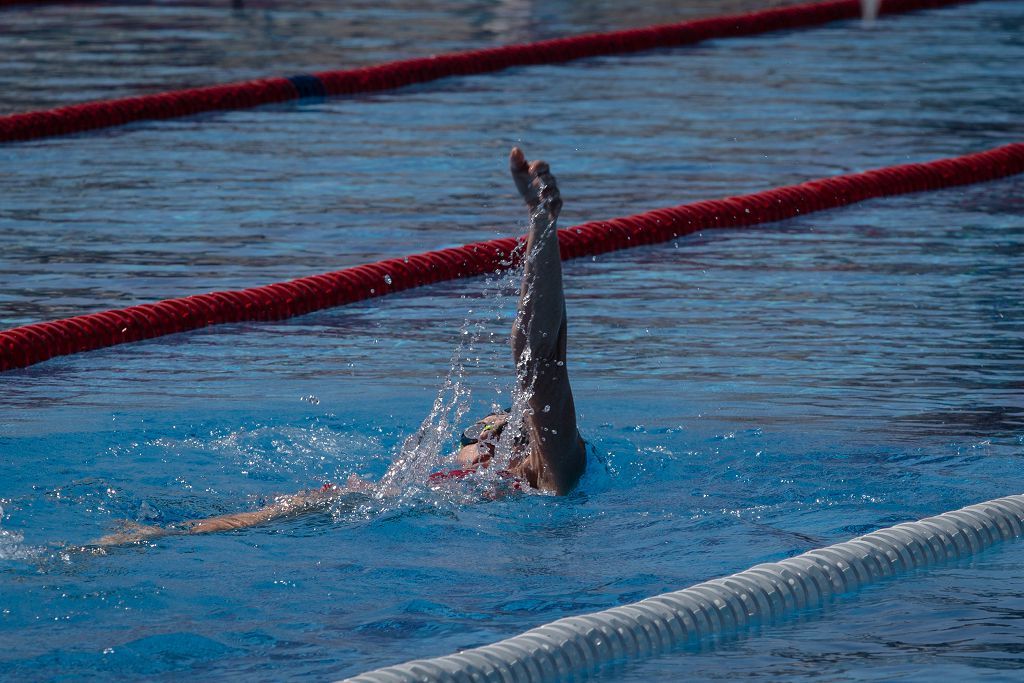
[1,1,1023,680]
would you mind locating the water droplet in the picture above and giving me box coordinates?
[103,648,115,655]
[551,429,558,434]
[543,405,551,413]
[384,274,392,285]
[556,361,564,366]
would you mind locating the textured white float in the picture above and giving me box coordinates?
[345,494,1024,682]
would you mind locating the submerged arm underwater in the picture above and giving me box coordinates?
[93,147,585,548]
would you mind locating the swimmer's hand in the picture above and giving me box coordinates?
[510,147,561,221]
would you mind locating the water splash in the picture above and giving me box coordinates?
[860,0,881,25]
[0,528,39,562]
[153,422,386,486]
[374,237,532,505]
[60,234,538,537]
[0,503,43,562]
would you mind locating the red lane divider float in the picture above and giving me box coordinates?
[0,0,978,143]
[2,142,1022,372]
[0,0,70,5]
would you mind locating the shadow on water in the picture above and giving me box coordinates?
[887,404,1024,440]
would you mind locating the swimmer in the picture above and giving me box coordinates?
[93,147,585,547]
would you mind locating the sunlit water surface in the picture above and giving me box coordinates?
[1,1,1023,681]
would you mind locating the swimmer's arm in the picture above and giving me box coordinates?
[93,505,289,546]
[91,521,179,546]
[92,496,318,546]
[510,147,565,361]
[509,147,585,494]
[180,498,307,534]
[91,478,371,547]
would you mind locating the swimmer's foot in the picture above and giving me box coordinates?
[510,147,562,221]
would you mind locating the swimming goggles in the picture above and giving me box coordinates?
[460,408,529,449]
[461,412,509,447]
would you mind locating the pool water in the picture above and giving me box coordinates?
[1,1,1023,680]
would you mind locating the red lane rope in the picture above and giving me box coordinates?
[1,0,99,5]
[0,0,71,5]
[2,142,1022,372]
[0,0,978,143]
